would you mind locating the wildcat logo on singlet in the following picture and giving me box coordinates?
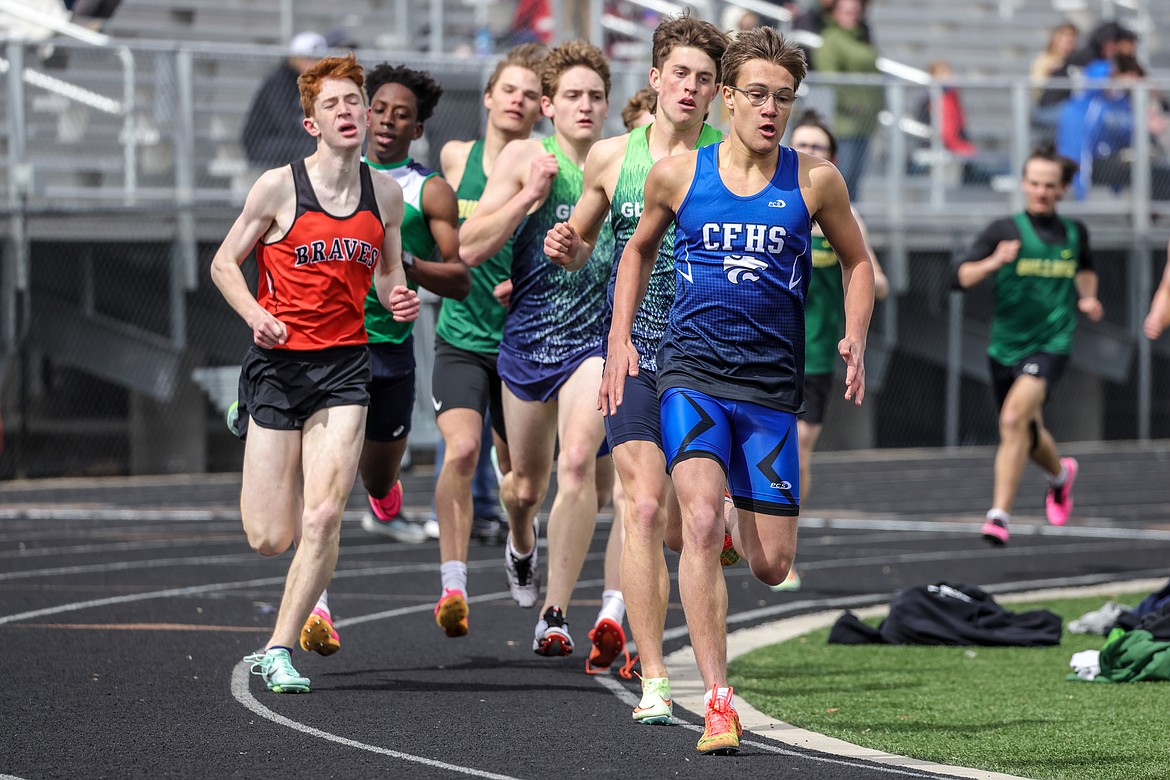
[293,237,380,268]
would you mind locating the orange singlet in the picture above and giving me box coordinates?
[255,159,385,351]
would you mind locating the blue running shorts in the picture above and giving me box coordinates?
[660,386,800,516]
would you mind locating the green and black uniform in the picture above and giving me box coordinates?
[431,140,511,437]
[954,211,1093,409]
[803,234,844,424]
[361,156,439,442]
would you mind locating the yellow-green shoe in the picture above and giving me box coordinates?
[632,677,673,725]
[769,566,802,592]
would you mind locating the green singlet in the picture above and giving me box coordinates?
[989,212,1082,366]
[362,157,437,345]
[435,140,513,354]
[804,234,844,376]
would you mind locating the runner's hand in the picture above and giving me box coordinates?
[390,285,420,322]
[599,342,640,416]
[838,337,866,405]
[250,310,287,348]
[493,278,513,308]
[545,222,581,267]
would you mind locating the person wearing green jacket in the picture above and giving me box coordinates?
[811,0,883,199]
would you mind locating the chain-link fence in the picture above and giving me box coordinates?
[2,39,1170,478]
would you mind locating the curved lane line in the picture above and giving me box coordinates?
[231,663,521,780]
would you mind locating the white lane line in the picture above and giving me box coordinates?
[799,516,1170,540]
[0,541,559,582]
[230,663,521,779]
[0,537,243,560]
[0,559,567,626]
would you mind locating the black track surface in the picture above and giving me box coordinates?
[2,441,1168,779]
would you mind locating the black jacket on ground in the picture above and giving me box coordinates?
[829,582,1063,647]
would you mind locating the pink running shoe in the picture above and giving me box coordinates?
[1045,457,1078,527]
[300,607,340,656]
[434,589,469,638]
[980,517,1010,547]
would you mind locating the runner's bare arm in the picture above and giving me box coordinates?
[406,176,470,300]
[209,168,293,347]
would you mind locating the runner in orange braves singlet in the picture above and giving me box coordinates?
[211,54,419,694]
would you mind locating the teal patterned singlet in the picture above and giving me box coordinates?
[608,122,722,372]
[499,135,613,365]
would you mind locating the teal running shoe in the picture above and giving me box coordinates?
[226,400,241,438]
[632,677,673,724]
[244,648,310,693]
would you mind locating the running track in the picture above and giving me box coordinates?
[2,441,1168,779]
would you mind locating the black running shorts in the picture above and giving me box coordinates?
[802,372,834,426]
[989,352,1069,411]
[237,345,370,437]
[432,336,507,442]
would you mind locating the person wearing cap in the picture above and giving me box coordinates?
[242,31,329,169]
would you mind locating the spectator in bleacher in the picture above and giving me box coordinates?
[241,32,328,170]
[1067,20,1131,70]
[324,26,360,51]
[1030,21,1079,137]
[721,5,761,33]
[921,60,1010,185]
[794,0,871,43]
[69,0,121,31]
[1058,54,1170,199]
[811,0,883,199]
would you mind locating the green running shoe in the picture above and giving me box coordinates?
[244,648,310,693]
[632,677,673,724]
[226,400,241,438]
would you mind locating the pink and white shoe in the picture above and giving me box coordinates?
[981,516,1010,546]
[300,607,340,655]
[1045,457,1078,527]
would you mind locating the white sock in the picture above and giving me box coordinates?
[1049,463,1069,486]
[597,589,625,626]
[987,508,1011,525]
[440,561,468,595]
[703,686,734,707]
[314,589,329,615]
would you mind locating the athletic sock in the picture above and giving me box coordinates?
[440,560,468,595]
[268,645,294,654]
[987,507,1011,525]
[597,589,626,626]
[314,590,330,616]
[1048,463,1069,487]
[704,686,734,707]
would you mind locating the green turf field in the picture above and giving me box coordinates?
[731,593,1170,780]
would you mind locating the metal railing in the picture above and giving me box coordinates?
[0,37,1169,477]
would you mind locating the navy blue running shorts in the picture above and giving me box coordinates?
[497,344,602,404]
[604,369,662,452]
[365,338,416,442]
[660,386,800,516]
